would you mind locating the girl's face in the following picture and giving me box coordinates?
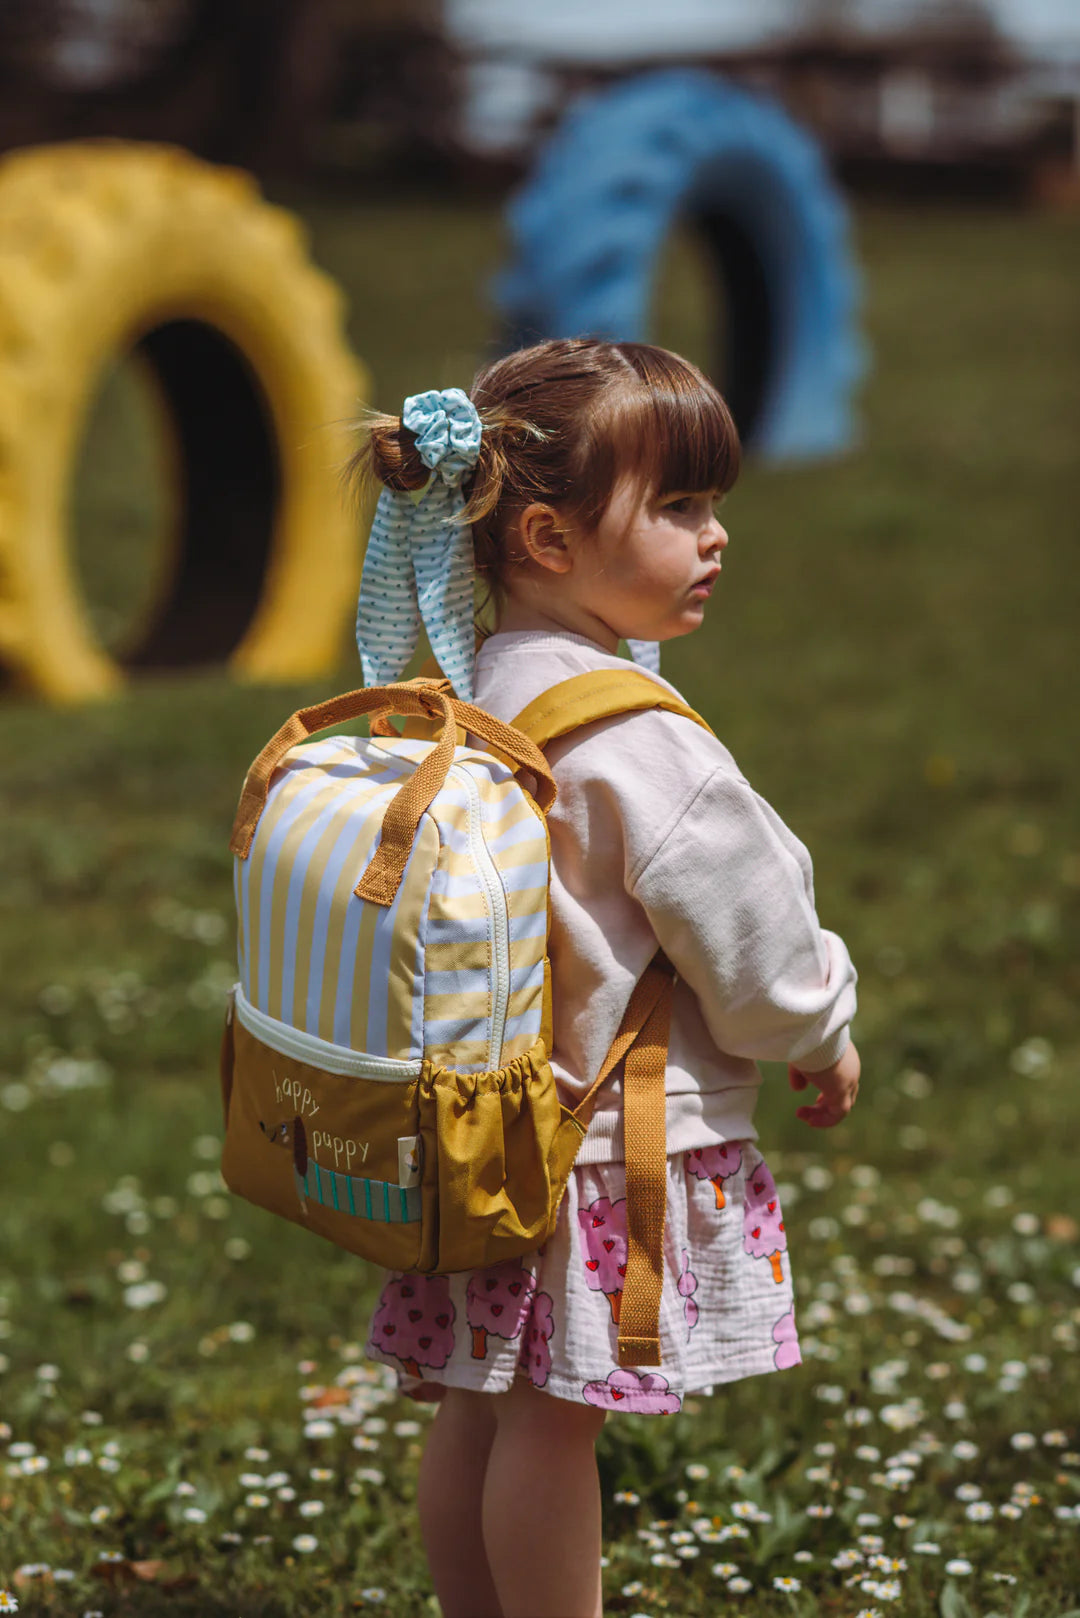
[578,475,730,646]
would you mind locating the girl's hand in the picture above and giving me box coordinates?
[788,1041,861,1128]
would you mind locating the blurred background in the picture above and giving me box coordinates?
[0,3,1078,1615]
[1,0,1077,191]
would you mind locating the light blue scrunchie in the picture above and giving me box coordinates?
[355,385,662,693]
[355,388,484,701]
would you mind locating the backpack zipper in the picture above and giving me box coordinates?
[449,765,511,1069]
[232,986,422,1081]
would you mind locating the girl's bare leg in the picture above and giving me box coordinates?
[482,1376,607,1618]
[417,1387,504,1618]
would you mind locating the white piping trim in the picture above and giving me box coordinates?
[232,985,422,1081]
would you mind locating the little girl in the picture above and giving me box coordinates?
[354,339,859,1618]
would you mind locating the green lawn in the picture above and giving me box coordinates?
[0,194,1078,1616]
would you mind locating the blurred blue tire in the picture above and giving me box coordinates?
[494,70,867,461]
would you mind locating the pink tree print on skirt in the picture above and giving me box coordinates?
[686,1143,742,1209]
[465,1259,536,1359]
[368,1274,455,1378]
[772,1308,801,1370]
[518,1291,555,1388]
[577,1195,627,1324]
[677,1249,699,1339]
[742,1158,787,1283]
[582,1368,681,1414]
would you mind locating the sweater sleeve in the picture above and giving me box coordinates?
[628,763,857,1071]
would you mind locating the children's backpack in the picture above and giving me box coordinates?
[220,672,711,1367]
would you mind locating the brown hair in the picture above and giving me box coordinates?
[352,338,740,617]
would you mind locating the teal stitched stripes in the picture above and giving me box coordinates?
[295,1166,420,1224]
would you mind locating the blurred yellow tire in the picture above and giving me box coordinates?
[0,140,368,701]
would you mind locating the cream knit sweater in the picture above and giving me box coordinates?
[473,631,857,1165]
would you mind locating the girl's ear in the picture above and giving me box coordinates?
[518,502,574,575]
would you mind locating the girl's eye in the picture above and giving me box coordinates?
[663,496,693,514]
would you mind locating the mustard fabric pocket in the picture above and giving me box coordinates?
[422,1042,567,1273]
[220,1008,427,1274]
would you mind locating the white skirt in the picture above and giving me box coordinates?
[364,1140,801,1413]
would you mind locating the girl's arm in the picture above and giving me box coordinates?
[628,762,857,1074]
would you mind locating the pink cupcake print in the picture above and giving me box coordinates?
[578,1196,627,1324]
[677,1249,699,1339]
[368,1274,455,1378]
[582,1368,681,1415]
[743,1158,787,1283]
[519,1291,555,1389]
[772,1308,801,1370]
[686,1143,742,1209]
[465,1259,536,1360]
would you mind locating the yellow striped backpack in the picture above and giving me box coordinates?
[220,671,710,1366]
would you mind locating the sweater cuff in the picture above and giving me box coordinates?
[792,1027,850,1074]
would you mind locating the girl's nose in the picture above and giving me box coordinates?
[705,518,729,554]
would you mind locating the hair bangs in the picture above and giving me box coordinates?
[603,344,741,504]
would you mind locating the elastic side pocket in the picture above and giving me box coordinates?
[426,1043,563,1272]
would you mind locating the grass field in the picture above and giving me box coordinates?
[0,193,1078,1617]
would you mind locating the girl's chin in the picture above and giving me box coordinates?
[619,606,707,646]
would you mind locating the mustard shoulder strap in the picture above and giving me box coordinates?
[510,667,713,748]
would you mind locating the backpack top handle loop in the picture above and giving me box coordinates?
[229,680,557,909]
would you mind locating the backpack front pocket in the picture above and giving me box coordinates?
[220,988,434,1272]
